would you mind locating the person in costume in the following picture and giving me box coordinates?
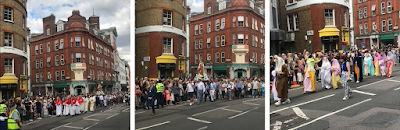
[271,56,279,102]
[340,56,352,100]
[55,97,62,117]
[366,53,375,76]
[331,59,342,89]
[75,96,81,115]
[274,57,290,105]
[84,96,89,113]
[321,57,332,89]
[79,96,84,113]
[89,95,95,112]
[70,96,76,116]
[353,50,364,83]
[364,53,369,76]
[303,54,316,94]
[374,52,381,76]
[379,51,387,77]
[386,51,395,77]
[63,96,70,116]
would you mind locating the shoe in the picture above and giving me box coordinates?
[343,97,349,101]
[190,103,193,106]
[282,99,291,104]
[275,101,281,106]
[150,113,154,116]
[356,81,359,83]
[29,119,33,121]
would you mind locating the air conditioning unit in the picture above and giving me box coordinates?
[286,33,295,41]
[66,77,70,79]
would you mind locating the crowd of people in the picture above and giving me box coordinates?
[0,92,130,129]
[271,48,399,105]
[135,77,266,116]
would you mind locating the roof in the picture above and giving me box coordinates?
[99,27,118,37]
[231,0,248,7]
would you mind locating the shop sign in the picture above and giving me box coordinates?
[321,36,339,43]
[158,64,175,70]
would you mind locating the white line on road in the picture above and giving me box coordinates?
[23,120,40,126]
[243,102,260,105]
[220,108,243,113]
[83,118,100,121]
[136,121,171,130]
[395,87,400,91]
[83,122,99,130]
[292,107,310,120]
[50,122,71,130]
[122,108,130,112]
[243,99,259,102]
[192,106,229,116]
[289,87,302,91]
[187,117,212,124]
[135,111,145,114]
[196,126,208,130]
[228,107,258,119]
[387,79,400,83]
[84,114,97,118]
[63,125,84,129]
[357,78,393,89]
[106,113,120,119]
[289,98,372,130]
[271,94,335,114]
[352,90,376,96]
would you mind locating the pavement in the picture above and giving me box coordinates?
[135,96,265,130]
[20,103,130,130]
[270,65,400,130]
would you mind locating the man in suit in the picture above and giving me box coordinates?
[147,82,157,116]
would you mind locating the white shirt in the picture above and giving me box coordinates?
[99,96,104,101]
[195,82,206,92]
[252,81,259,89]
[187,83,194,92]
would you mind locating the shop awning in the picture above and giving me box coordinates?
[379,34,400,40]
[0,75,18,84]
[318,27,340,37]
[156,54,177,64]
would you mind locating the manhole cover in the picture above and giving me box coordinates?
[358,112,400,129]
[270,114,307,130]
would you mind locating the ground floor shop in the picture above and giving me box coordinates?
[0,74,26,101]
[190,64,262,79]
[355,33,400,50]
[33,81,114,96]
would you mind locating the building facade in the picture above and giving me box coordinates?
[270,0,286,55]
[135,0,188,80]
[279,0,350,53]
[354,0,400,49]
[0,0,29,101]
[114,53,127,92]
[190,0,265,79]
[29,10,116,96]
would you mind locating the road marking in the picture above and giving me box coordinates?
[292,107,310,120]
[23,120,40,126]
[394,87,400,91]
[136,121,171,130]
[243,102,260,105]
[270,94,335,114]
[187,117,212,124]
[196,126,208,130]
[228,107,258,119]
[357,78,393,89]
[387,79,400,83]
[220,108,243,113]
[106,113,120,119]
[289,87,302,91]
[192,106,229,116]
[243,99,259,102]
[289,98,372,130]
[83,118,100,121]
[135,111,145,114]
[352,90,376,96]
[83,122,99,130]
[50,122,72,130]
[271,121,282,130]
[84,114,97,118]
[63,125,84,129]
[122,108,130,112]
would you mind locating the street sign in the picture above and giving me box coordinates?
[307,30,313,36]
[143,56,150,61]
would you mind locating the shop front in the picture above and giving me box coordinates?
[0,74,18,101]
[379,33,400,49]
[156,54,177,79]
[319,27,340,53]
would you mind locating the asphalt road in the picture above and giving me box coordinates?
[135,96,265,130]
[20,104,130,130]
[270,66,400,130]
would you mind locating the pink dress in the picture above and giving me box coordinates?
[164,90,170,101]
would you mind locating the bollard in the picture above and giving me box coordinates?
[0,116,8,130]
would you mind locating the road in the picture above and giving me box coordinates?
[21,104,130,130]
[135,96,265,130]
[270,66,400,130]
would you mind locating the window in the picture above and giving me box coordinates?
[215,36,219,47]
[195,40,198,49]
[195,25,198,35]
[4,7,13,22]
[388,19,392,31]
[372,22,377,30]
[39,44,43,54]
[75,37,80,47]
[60,39,64,49]
[387,1,392,13]
[250,0,254,9]
[56,71,59,81]
[47,28,50,35]
[40,58,43,68]
[252,35,255,46]
[221,18,225,29]
[36,73,39,82]
[382,20,386,32]
[261,39,264,49]
[372,5,376,16]
[363,7,367,18]
[47,72,51,79]
[343,12,347,27]
[207,53,211,61]
[4,59,12,73]
[381,2,385,14]
[40,73,43,82]
[252,18,254,29]
[364,23,368,34]
[358,0,361,3]
[359,24,363,34]
[182,17,185,30]
[255,20,258,31]
[55,55,59,66]
[22,62,25,75]
[70,37,73,47]
[233,34,236,45]
[237,34,244,44]
[221,35,225,46]
[22,40,25,52]
[47,57,51,67]
[199,54,202,62]
[207,7,211,14]
[71,53,74,63]
[219,1,226,10]
[199,24,203,34]
[287,15,292,31]
[358,9,362,19]
[199,39,203,49]
[54,40,59,51]
[35,59,38,69]
[46,42,50,52]
[35,46,38,55]
[60,54,65,65]
[238,16,244,27]
[207,22,211,33]
[207,38,211,48]
[163,10,172,25]
[181,41,184,56]
[215,53,219,63]
[293,14,299,30]
[325,9,334,26]
[215,19,220,31]
[195,55,198,64]
[4,33,12,47]
[233,16,236,27]
[163,38,172,54]
[61,70,65,80]
[22,16,24,28]
[255,36,258,47]
[221,52,225,63]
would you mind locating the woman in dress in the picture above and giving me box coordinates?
[386,51,395,77]
[275,57,290,105]
[340,56,352,100]
[331,59,342,89]
[89,95,95,112]
[364,53,369,76]
[164,87,171,106]
[374,52,381,76]
[271,57,279,101]
[303,55,316,94]
[379,52,387,77]
[320,57,332,89]
[366,53,375,76]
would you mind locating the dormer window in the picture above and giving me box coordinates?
[250,0,255,9]
[207,7,211,14]
[219,1,226,10]
[47,28,50,35]
[57,24,63,32]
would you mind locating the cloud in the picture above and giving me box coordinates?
[27,0,131,63]
[187,0,204,12]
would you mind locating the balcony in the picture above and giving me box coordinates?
[232,45,249,54]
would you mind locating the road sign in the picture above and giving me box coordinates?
[307,30,313,36]
[143,56,150,61]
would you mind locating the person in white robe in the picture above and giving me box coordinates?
[70,96,76,116]
[321,57,332,89]
[89,96,95,112]
[84,96,89,113]
[63,96,70,116]
[271,70,279,101]
[55,97,62,116]
[75,96,81,115]
[103,95,107,107]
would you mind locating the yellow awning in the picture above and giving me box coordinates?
[318,26,340,37]
[156,54,177,64]
[0,75,18,84]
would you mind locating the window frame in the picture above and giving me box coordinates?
[199,39,203,49]
[163,10,172,26]
[221,35,225,46]
[4,32,13,47]
[75,37,80,47]
[359,24,363,34]
[381,2,385,14]
[215,19,220,31]
[56,71,59,81]
[221,52,225,63]
[363,7,367,18]
[60,54,65,65]
[3,7,13,22]
[324,9,335,26]
[388,19,392,31]
[215,36,219,47]
[221,18,225,29]
[237,16,244,27]
[47,57,51,67]
[207,22,211,33]
[293,14,299,30]
[372,5,376,16]
[364,23,368,34]
[215,52,219,63]
[207,53,211,61]
[162,37,173,54]
[4,58,13,74]
[207,38,211,48]
[387,1,392,13]
[382,20,386,32]
[199,24,203,34]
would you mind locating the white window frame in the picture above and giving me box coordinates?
[364,23,368,34]
[75,37,80,47]
[207,38,211,48]
[233,34,236,45]
[293,14,299,30]
[359,24,363,34]
[195,40,198,49]
[47,72,51,79]
[233,16,236,27]
[4,58,13,74]
[54,40,59,51]
[207,53,211,61]
[207,7,211,14]
[382,20,386,32]
[255,20,258,31]
[215,36,219,47]
[215,19,220,31]
[35,45,38,55]
[40,58,43,68]
[163,38,173,54]
[76,53,81,63]
[287,15,292,31]
[195,55,198,64]
[36,73,39,82]
[221,52,225,63]
[221,18,225,29]
[363,7,367,18]
[324,9,335,26]
[343,12,347,27]
[61,70,65,80]
[40,73,43,82]
[47,57,51,67]
[4,32,13,47]
[387,1,392,13]
[195,25,198,35]
[237,34,244,44]
[388,19,392,31]
[199,39,203,49]
[381,2,385,14]
[221,35,225,46]
[3,7,13,22]
[252,35,255,46]
[215,53,219,63]
[60,39,64,49]
[358,9,362,19]
[199,24,203,34]
[35,59,38,69]
[39,44,43,54]
[252,18,254,29]
[56,71,59,81]
[255,36,258,47]
[372,22,377,30]
[199,54,202,62]
[207,22,211,33]
[371,5,376,16]
[47,42,50,52]
[163,10,172,26]
[237,16,244,27]
[55,55,59,66]
[47,28,50,35]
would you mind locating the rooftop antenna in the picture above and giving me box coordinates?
[93,8,94,15]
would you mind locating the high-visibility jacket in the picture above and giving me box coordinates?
[156,83,164,93]
[0,104,6,115]
[8,109,20,130]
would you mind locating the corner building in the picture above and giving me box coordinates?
[29,10,116,96]
[278,0,350,53]
[190,0,265,79]
[0,0,29,100]
[135,0,188,80]
[354,0,400,49]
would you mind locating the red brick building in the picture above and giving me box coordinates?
[29,10,116,96]
[190,0,265,79]
[278,0,350,53]
[354,0,400,49]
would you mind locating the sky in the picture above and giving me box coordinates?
[27,0,131,63]
[187,0,205,12]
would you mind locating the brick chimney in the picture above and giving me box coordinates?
[42,14,55,36]
[89,15,100,30]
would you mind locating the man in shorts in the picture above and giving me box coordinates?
[185,80,195,106]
